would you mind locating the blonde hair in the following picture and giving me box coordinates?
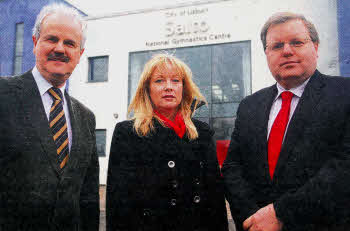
[128,53,206,140]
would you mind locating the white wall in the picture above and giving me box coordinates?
[69,0,339,184]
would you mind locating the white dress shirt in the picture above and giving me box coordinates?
[267,78,311,140]
[32,66,72,151]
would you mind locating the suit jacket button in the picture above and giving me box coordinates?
[200,161,204,168]
[170,199,177,206]
[168,161,175,168]
[193,195,200,203]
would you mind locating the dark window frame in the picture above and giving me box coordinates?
[95,129,107,157]
[128,41,251,140]
[13,22,24,75]
[88,55,109,82]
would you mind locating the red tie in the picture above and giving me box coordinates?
[268,91,293,179]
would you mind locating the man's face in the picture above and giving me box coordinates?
[265,19,318,89]
[33,13,84,88]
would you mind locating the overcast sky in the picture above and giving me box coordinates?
[66,0,205,16]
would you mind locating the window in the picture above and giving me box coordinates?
[95,129,106,157]
[88,56,109,82]
[13,23,24,75]
[128,41,251,141]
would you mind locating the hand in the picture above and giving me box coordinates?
[243,204,283,231]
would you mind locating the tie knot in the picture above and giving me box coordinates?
[48,87,63,101]
[281,91,293,101]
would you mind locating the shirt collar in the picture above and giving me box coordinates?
[32,66,66,99]
[275,77,311,101]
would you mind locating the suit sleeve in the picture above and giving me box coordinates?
[204,134,229,231]
[274,116,350,230]
[80,113,100,231]
[106,122,139,231]
[221,102,260,228]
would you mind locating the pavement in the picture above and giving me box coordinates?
[99,186,106,231]
[98,185,236,231]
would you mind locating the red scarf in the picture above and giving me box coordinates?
[154,110,186,138]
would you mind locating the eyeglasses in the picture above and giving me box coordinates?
[266,38,312,52]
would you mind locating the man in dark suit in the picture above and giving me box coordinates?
[222,12,350,231]
[0,4,99,231]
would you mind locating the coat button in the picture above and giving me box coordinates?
[168,161,175,168]
[193,195,201,203]
[170,199,177,206]
[200,161,204,168]
[171,180,178,189]
[143,209,151,216]
[194,178,200,185]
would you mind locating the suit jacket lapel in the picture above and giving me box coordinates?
[61,92,81,174]
[255,85,278,183]
[20,71,61,176]
[274,71,324,179]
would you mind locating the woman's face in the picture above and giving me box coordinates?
[149,63,183,119]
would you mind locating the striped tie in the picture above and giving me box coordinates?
[48,87,69,169]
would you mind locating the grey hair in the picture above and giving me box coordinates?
[260,12,320,51]
[32,3,87,50]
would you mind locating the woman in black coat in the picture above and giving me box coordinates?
[106,54,228,231]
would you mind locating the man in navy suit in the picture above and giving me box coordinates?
[0,4,99,231]
[222,12,350,231]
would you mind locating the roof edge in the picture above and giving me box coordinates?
[62,0,88,16]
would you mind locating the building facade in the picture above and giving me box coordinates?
[1,0,348,185]
[67,0,345,184]
[337,0,350,77]
[0,0,86,76]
